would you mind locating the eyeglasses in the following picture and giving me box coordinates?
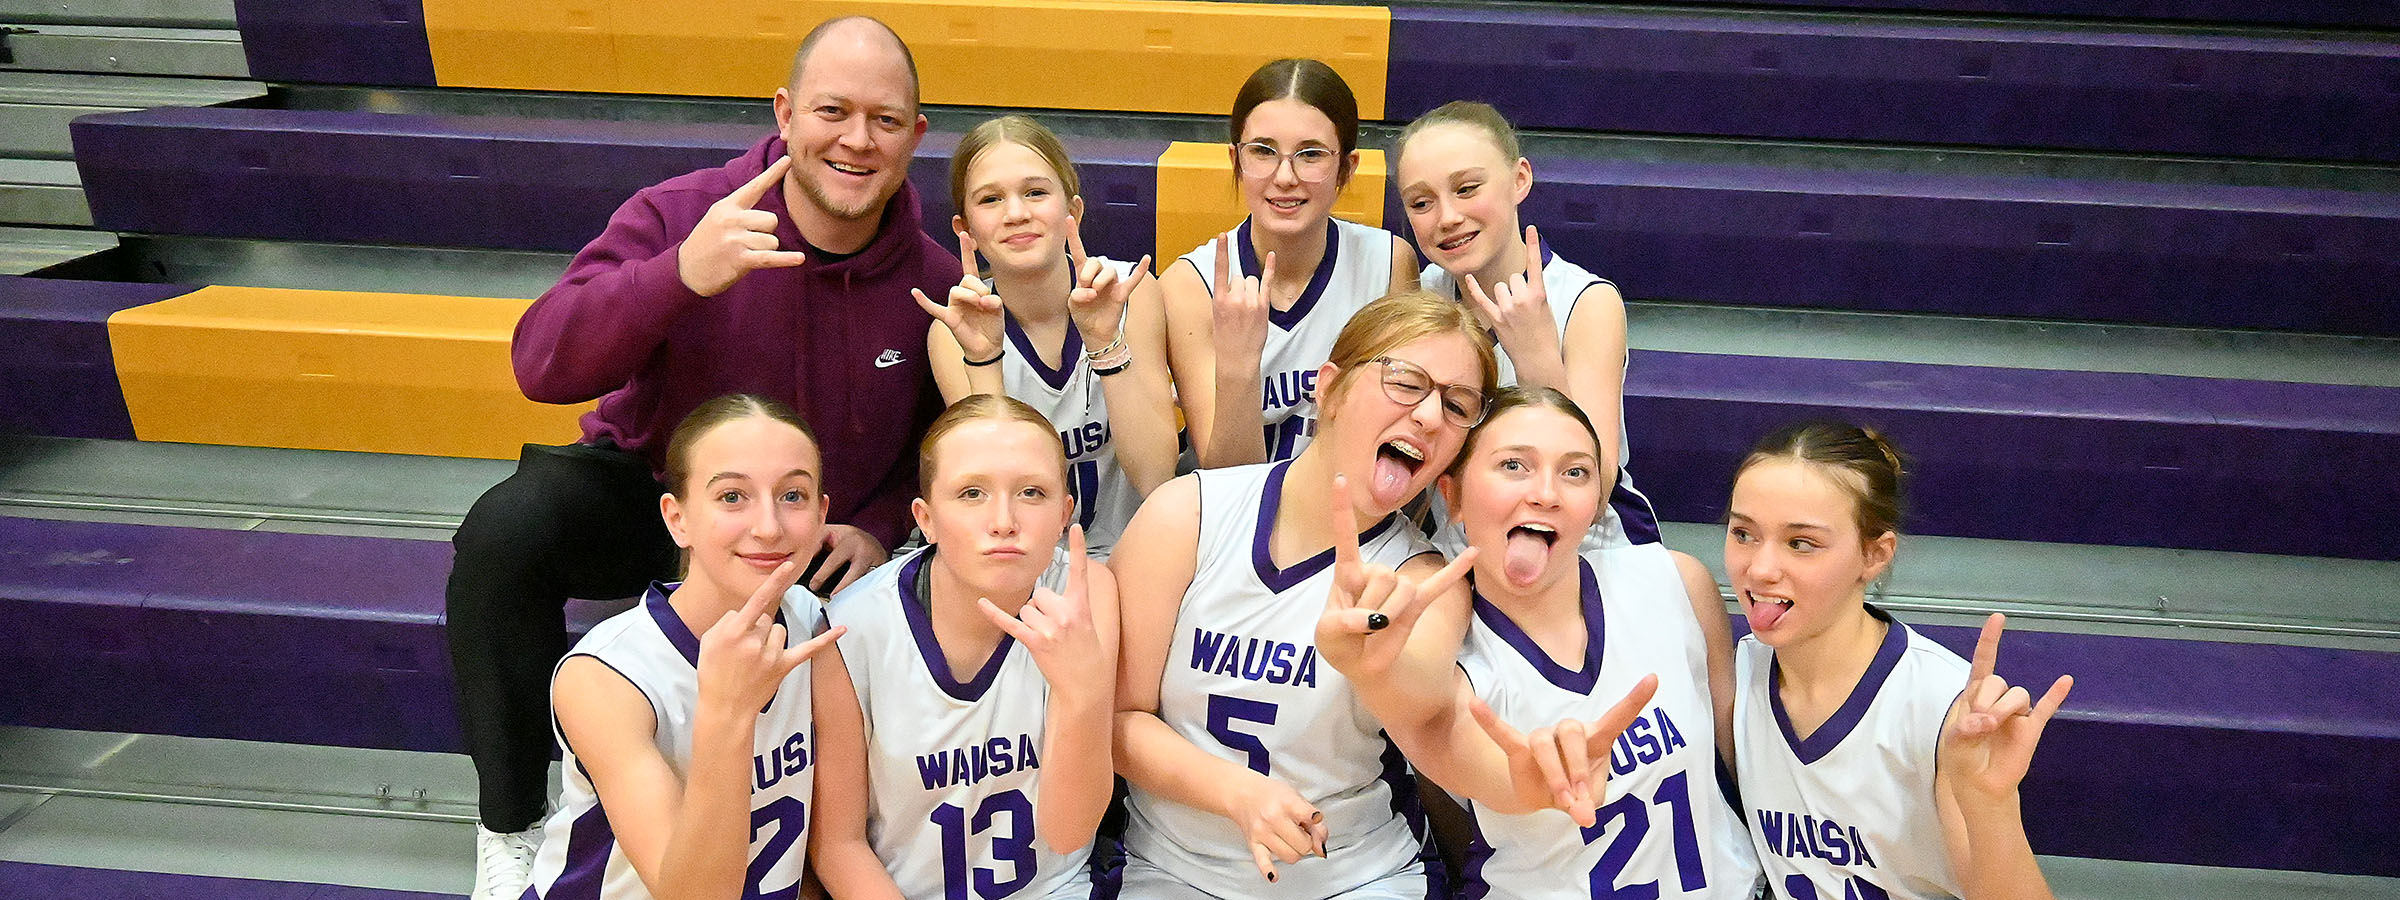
[1236,141,1340,184]
[1372,357,1489,428]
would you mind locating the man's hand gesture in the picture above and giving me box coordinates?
[679,156,809,297]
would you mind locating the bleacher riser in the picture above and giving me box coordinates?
[2,0,2397,885]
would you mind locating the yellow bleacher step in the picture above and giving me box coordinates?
[419,0,1390,118]
[106,286,592,459]
[1152,140,1385,266]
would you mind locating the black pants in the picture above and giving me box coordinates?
[445,441,677,831]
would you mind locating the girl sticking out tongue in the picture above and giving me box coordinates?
[1109,290,1495,899]
[1319,387,1759,899]
[1726,422,2074,900]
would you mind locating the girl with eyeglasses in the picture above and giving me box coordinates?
[1392,101,1658,549]
[1161,58,1423,468]
[1110,291,1496,900]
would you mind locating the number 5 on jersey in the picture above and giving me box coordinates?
[1208,694,1278,774]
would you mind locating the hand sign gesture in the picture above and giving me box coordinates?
[695,558,847,714]
[1064,212,1153,349]
[1941,614,2073,801]
[1226,774,1326,884]
[679,156,809,297]
[976,525,1108,691]
[1315,474,1477,677]
[1209,231,1272,366]
[1460,225,1563,365]
[1468,673,1659,827]
[913,230,1006,363]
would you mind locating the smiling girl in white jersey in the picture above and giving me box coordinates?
[917,115,1176,559]
[1111,291,1498,900]
[524,394,845,900]
[1163,58,1422,467]
[811,395,1120,900]
[1318,386,1759,900]
[1393,102,1657,548]
[1725,422,2074,900]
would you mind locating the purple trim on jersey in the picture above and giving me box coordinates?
[537,800,618,900]
[1004,308,1083,392]
[644,580,792,710]
[896,549,1018,703]
[1609,478,1663,546]
[1234,219,1344,332]
[643,581,703,669]
[1248,460,1401,592]
[1467,557,1607,694]
[1770,605,1911,765]
[1371,735,1442,898]
[1456,806,1497,900]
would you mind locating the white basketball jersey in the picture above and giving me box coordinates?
[1122,460,1437,899]
[528,582,821,900]
[998,256,1143,559]
[1733,610,1968,900]
[1421,252,1659,548]
[1453,544,1759,900]
[825,544,1090,900]
[1180,218,1397,461]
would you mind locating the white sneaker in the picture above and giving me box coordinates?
[471,824,541,900]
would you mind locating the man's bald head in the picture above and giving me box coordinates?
[789,16,920,114]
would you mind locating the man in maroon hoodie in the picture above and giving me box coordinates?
[446,18,958,896]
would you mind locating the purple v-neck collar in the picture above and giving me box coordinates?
[1235,219,1343,332]
[1770,605,1910,765]
[896,550,1016,703]
[1469,558,1605,694]
[1249,460,1399,592]
[1003,309,1082,391]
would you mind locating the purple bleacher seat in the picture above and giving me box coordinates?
[1725,615,2400,876]
[233,0,437,87]
[0,861,459,900]
[1379,157,2400,337]
[0,517,460,751]
[73,108,759,254]
[1387,7,2400,162]
[1624,350,2400,561]
[1672,0,2400,30]
[0,517,673,753]
[2,514,2392,872]
[0,277,188,441]
[70,108,1165,266]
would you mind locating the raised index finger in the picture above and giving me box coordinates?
[1066,524,1089,605]
[741,558,805,625]
[1066,211,1089,271]
[728,156,790,208]
[1328,473,1365,583]
[1969,613,2006,691]
[1212,231,1232,297]
[1522,224,1544,276]
[957,230,980,280]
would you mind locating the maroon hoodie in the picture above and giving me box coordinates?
[512,134,956,547]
